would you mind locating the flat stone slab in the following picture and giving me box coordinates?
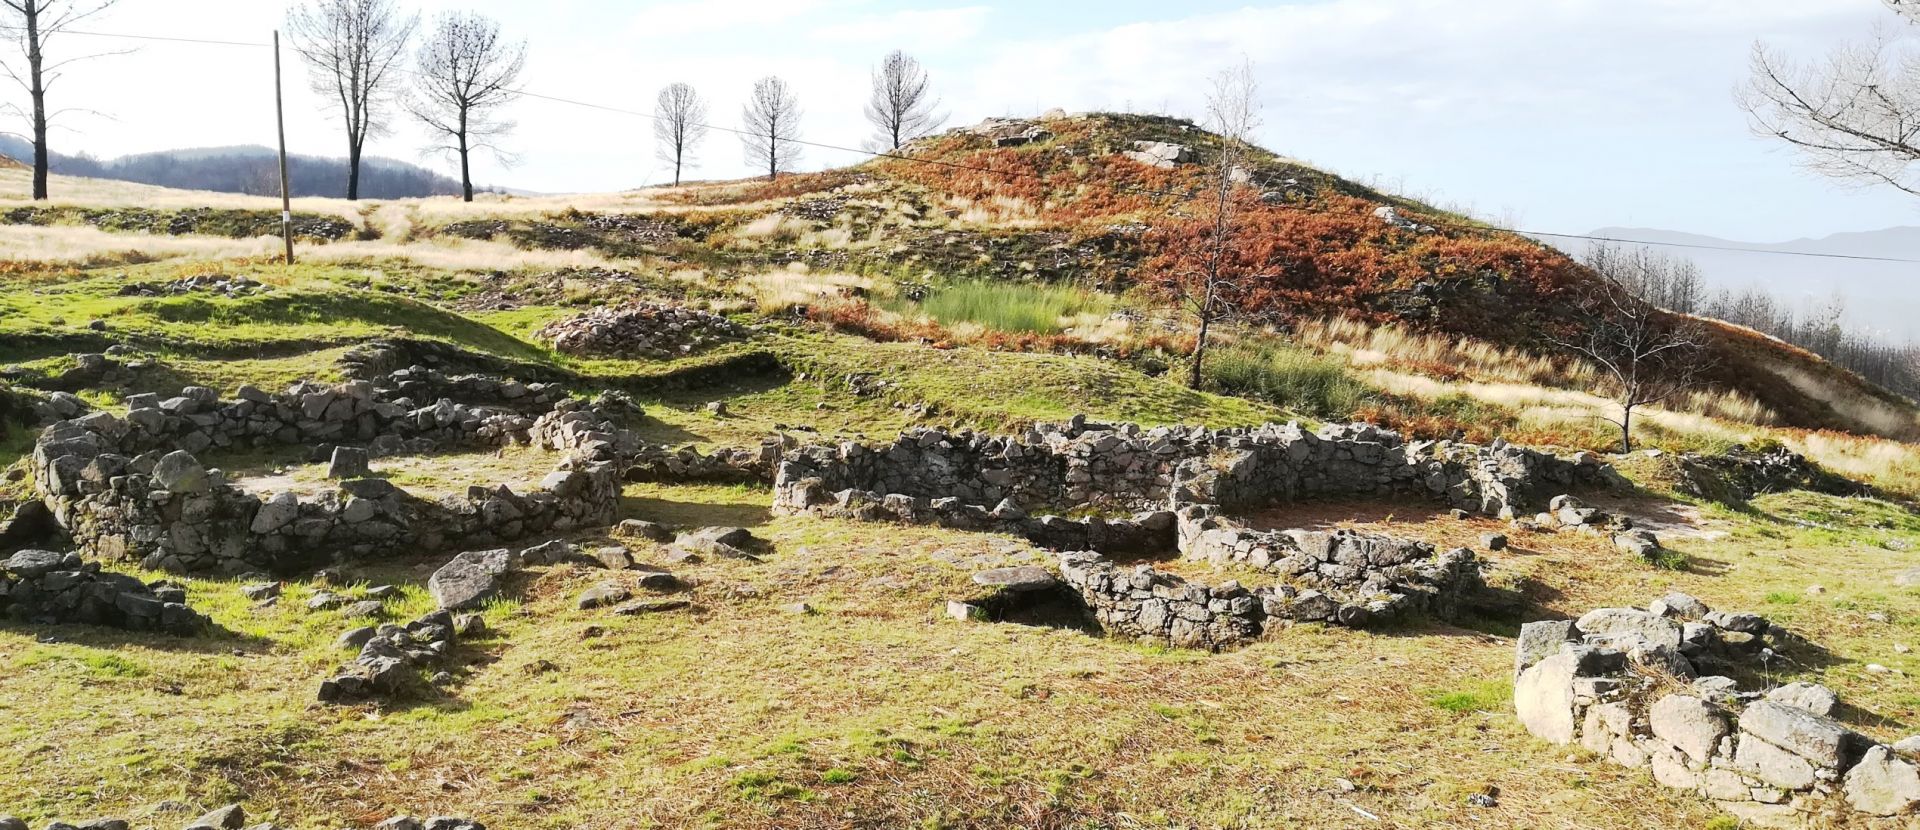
[971,566,1057,592]
[2,549,73,579]
[612,599,690,615]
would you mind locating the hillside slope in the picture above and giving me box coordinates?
[857,113,1920,437]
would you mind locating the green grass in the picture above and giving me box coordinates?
[889,281,1114,335]
[1205,339,1373,419]
[1424,679,1512,713]
[778,330,1287,430]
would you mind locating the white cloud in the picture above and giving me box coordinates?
[809,6,992,46]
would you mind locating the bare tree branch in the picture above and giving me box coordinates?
[288,0,417,201]
[740,75,801,182]
[863,49,944,152]
[1741,18,1920,198]
[653,82,707,186]
[407,10,523,202]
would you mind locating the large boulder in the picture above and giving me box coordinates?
[428,549,514,611]
[1844,745,1920,816]
[1514,650,1579,744]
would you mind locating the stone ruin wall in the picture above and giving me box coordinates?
[776,419,1614,645]
[1513,597,1920,823]
[774,420,1611,551]
[29,366,634,575]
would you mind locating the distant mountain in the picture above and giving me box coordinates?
[0,138,465,200]
[1572,226,1920,340]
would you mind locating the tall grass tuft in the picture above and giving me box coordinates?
[1207,339,1372,419]
[905,281,1112,335]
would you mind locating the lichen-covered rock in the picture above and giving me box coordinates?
[429,549,513,611]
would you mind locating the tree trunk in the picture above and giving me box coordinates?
[457,110,473,202]
[1188,285,1215,389]
[672,149,681,186]
[346,138,363,201]
[1618,405,1635,454]
[25,2,47,201]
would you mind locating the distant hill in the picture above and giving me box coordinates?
[1577,226,1920,340]
[0,138,464,200]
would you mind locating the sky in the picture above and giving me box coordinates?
[12,0,1920,244]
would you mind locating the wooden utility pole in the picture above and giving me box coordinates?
[273,30,295,266]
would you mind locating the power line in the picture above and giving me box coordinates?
[1525,230,1920,264]
[8,23,1920,266]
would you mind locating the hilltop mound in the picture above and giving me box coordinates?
[684,112,1914,438]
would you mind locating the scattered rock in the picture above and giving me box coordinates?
[185,804,245,830]
[577,584,632,610]
[617,519,674,543]
[1480,532,1508,551]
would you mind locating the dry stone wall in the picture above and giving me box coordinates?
[1,548,206,634]
[30,369,633,575]
[1513,595,1920,824]
[775,420,1612,555]
[779,418,1583,645]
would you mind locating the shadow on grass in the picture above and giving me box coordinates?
[618,493,773,530]
[2,618,273,655]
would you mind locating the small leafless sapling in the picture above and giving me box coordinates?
[863,49,944,152]
[1183,59,1262,389]
[654,82,707,186]
[741,75,801,182]
[1553,246,1713,454]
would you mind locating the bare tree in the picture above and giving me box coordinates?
[1555,246,1713,453]
[654,82,707,186]
[288,0,417,201]
[410,11,524,202]
[1175,60,1262,389]
[740,75,801,182]
[1740,4,1920,197]
[864,49,944,151]
[0,0,121,200]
